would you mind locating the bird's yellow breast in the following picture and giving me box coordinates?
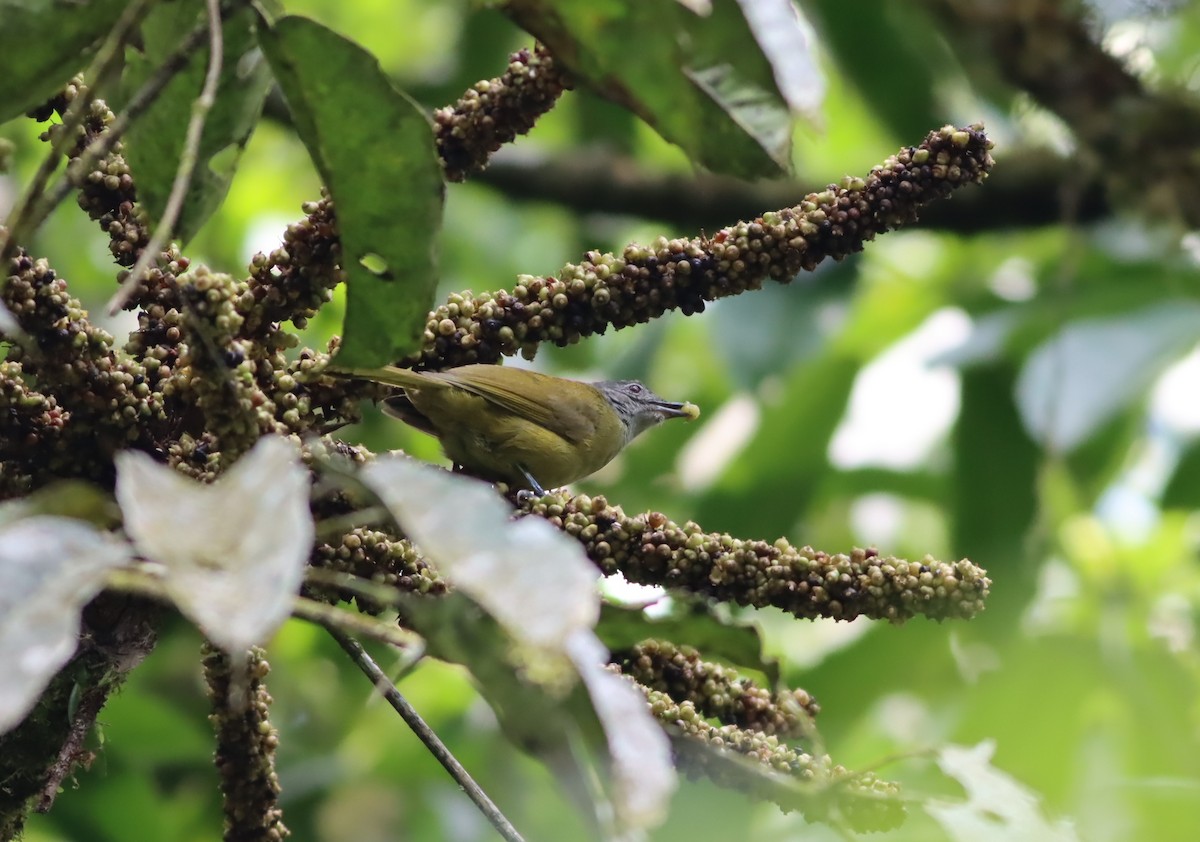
[408,387,624,488]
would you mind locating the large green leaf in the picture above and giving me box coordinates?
[1162,439,1200,510]
[806,0,945,141]
[0,0,127,123]
[952,364,1039,626]
[258,15,444,368]
[114,1,277,244]
[501,0,823,179]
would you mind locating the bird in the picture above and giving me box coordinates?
[330,363,699,494]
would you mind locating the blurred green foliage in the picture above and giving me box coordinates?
[5,0,1200,840]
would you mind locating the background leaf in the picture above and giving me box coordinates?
[0,0,126,122]
[1015,301,1200,452]
[502,0,823,178]
[114,1,277,244]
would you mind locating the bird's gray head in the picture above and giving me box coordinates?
[594,379,698,442]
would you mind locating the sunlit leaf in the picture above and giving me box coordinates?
[566,631,676,829]
[361,457,675,829]
[731,0,823,117]
[114,436,313,653]
[258,14,444,367]
[360,456,598,648]
[0,517,132,734]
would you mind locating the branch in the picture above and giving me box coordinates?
[921,0,1200,227]
[326,628,526,842]
[523,491,990,623]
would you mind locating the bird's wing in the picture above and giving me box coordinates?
[440,365,596,443]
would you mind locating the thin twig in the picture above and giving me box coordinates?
[292,595,426,654]
[327,627,526,842]
[34,682,107,812]
[34,16,216,235]
[108,0,225,314]
[0,0,154,267]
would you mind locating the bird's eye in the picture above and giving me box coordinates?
[628,383,642,394]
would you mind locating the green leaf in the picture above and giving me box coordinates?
[696,351,859,536]
[258,15,444,368]
[710,269,853,389]
[502,0,822,179]
[0,479,118,528]
[115,1,278,243]
[0,0,127,123]
[1162,439,1200,509]
[952,364,1039,625]
[806,0,946,141]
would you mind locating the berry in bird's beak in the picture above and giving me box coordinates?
[654,400,700,420]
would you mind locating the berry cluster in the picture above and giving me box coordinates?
[309,525,448,607]
[528,492,991,623]
[614,640,818,738]
[642,682,905,831]
[1,249,163,480]
[202,647,288,841]
[435,44,572,183]
[405,124,994,370]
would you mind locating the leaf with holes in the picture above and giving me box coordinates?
[258,14,444,367]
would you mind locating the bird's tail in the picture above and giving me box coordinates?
[325,364,433,391]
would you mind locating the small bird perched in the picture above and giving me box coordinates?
[330,363,699,494]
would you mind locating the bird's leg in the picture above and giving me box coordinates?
[518,465,546,497]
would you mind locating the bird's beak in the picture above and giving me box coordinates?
[653,400,700,421]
